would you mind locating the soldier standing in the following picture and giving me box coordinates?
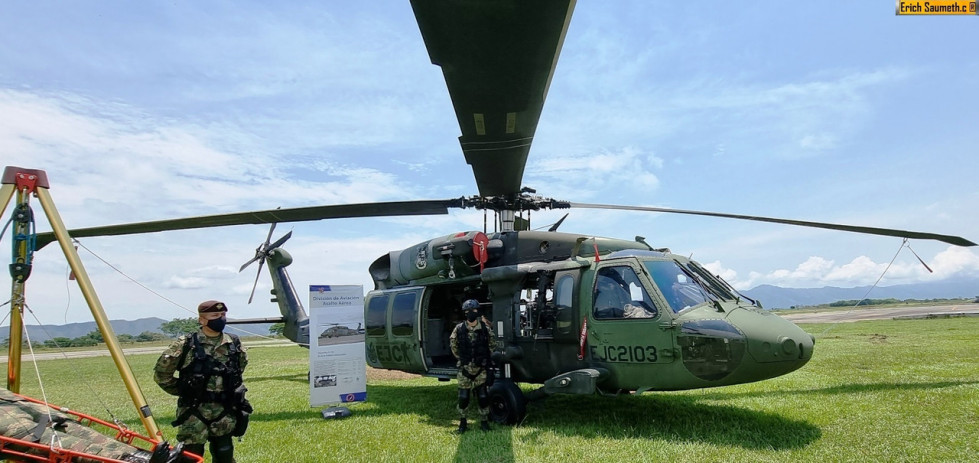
[154,301,250,463]
[449,299,498,433]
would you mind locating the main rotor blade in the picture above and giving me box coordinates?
[570,202,977,247]
[35,200,453,250]
[412,0,576,197]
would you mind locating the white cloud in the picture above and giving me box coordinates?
[164,276,210,290]
[823,256,885,283]
[525,147,662,199]
[714,246,979,290]
[799,133,837,150]
[702,260,738,283]
[0,89,445,223]
[185,265,239,280]
[929,246,979,278]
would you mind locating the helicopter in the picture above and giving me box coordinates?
[27,0,977,426]
[320,323,365,339]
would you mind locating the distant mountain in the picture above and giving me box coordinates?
[0,318,274,342]
[0,317,168,343]
[742,278,979,309]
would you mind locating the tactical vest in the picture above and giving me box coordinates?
[454,321,491,368]
[172,332,243,426]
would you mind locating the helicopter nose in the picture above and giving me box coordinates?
[772,332,814,360]
[754,317,813,367]
[727,308,815,379]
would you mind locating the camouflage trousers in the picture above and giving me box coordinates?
[174,402,237,445]
[456,368,489,420]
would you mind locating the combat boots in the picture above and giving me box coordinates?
[480,420,491,431]
[456,417,468,434]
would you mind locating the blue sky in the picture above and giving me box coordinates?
[2,2,977,324]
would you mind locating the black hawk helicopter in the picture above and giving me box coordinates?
[30,0,976,425]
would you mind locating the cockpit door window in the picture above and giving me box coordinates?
[592,266,659,319]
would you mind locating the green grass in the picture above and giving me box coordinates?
[5,319,978,462]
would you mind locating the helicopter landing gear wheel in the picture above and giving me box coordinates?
[488,380,526,425]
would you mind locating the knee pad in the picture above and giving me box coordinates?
[458,388,471,409]
[208,435,234,463]
[476,385,489,408]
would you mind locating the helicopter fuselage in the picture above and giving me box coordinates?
[364,230,814,394]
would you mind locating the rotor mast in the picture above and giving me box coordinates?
[498,210,516,232]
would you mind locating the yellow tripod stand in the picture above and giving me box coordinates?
[0,165,162,439]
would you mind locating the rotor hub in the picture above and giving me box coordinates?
[451,192,570,213]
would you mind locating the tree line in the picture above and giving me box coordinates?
[2,329,172,349]
[3,317,287,349]
[3,317,198,349]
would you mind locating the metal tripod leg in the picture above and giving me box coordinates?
[0,166,162,440]
[0,181,25,395]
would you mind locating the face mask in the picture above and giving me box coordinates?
[206,317,227,332]
[465,311,479,322]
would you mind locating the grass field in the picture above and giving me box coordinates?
[5,317,978,462]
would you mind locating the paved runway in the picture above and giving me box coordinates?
[777,304,979,323]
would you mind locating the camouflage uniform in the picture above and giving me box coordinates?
[153,327,248,445]
[0,388,158,462]
[449,318,498,422]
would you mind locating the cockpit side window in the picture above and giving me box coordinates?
[592,266,658,319]
[644,260,710,313]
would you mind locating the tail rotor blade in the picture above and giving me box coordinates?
[239,253,262,272]
[265,221,277,244]
[245,223,285,304]
[269,230,293,250]
[247,257,266,304]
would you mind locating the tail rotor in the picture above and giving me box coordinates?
[240,223,293,304]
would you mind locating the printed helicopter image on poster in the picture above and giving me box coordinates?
[15,0,977,428]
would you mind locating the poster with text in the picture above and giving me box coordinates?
[309,284,367,407]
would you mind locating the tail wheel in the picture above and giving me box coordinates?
[488,381,526,425]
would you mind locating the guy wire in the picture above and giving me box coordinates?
[72,239,276,340]
[815,238,908,337]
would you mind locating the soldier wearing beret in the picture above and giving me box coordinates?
[154,301,250,463]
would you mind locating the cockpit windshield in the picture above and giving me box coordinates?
[642,260,715,313]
